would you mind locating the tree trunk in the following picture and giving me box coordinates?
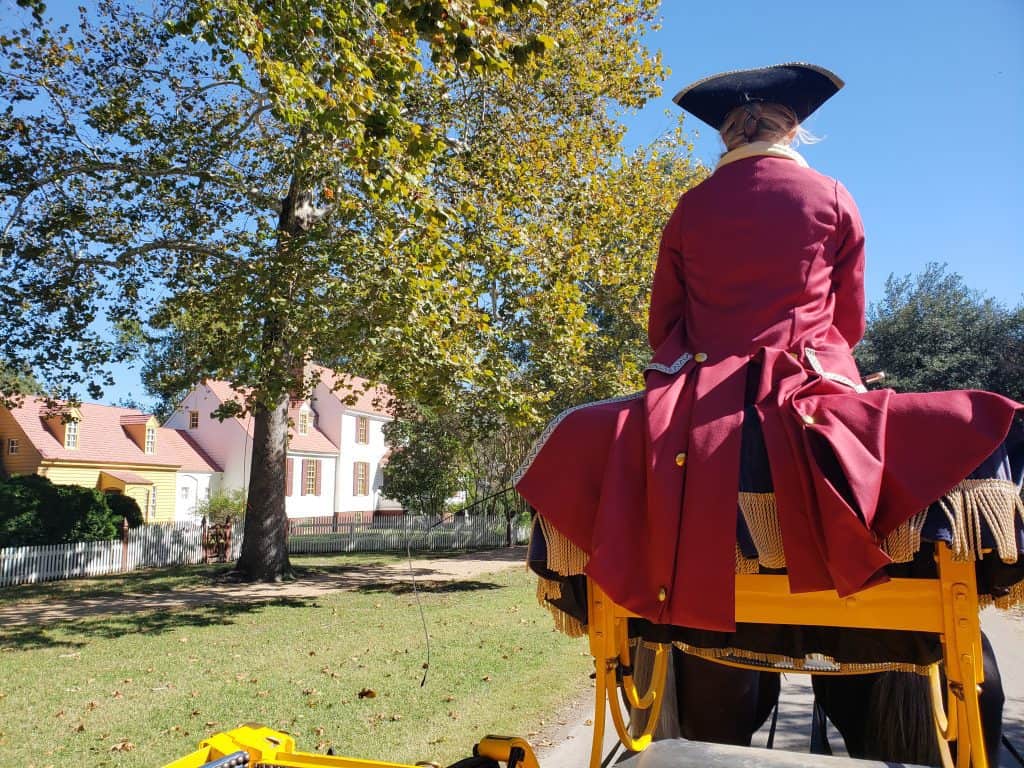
[231,166,308,581]
[234,393,293,580]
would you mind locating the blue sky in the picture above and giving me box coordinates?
[94,1,1022,405]
[629,1,1023,309]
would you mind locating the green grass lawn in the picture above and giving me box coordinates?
[0,558,591,767]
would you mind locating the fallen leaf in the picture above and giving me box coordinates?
[110,739,134,752]
[111,690,123,699]
[357,688,376,699]
[73,724,85,733]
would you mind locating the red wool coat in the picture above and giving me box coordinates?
[515,154,1022,632]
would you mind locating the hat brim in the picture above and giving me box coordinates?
[672,63,843,130]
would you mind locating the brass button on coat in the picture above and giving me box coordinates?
[657,587,668,602]
[694,352,708,363]
[675,452,687,467]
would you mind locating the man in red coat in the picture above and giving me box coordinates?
[515,63,1022,634]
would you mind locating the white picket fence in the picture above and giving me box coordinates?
[287,515,530,555]
[0,514,526,587]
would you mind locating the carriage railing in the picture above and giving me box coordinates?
[586,543,987,768]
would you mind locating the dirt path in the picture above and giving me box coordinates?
[0,547,528,627]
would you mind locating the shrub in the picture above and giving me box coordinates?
[105,492,144,528]
[195,488,246,522]
[0,475,118,547]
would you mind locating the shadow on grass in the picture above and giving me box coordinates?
[353,579,505,595]
[0,597,311,651]
[0,563,235,606]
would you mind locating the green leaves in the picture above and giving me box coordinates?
[855,263,1024,401]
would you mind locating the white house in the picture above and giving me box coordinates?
[308,366,402,519]
[162,429,220,520]
[164,369,400,519]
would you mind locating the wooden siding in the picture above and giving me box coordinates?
[0,408,43,476]
[42,463,179,523]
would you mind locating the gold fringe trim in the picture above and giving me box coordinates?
[881,509,927,564]
[979,579,1024,611]
[735,544,760,574]
[738,492,786,569]
[535,514,588,576]
[535,575,586,638]
[735,480,1022,570]
[935,479,1023,563]
[673,641,933,676]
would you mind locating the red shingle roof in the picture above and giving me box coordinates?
[100,469,153,485]
[306,365,392,417]
[201,381,338,454]
[6,398,219,472]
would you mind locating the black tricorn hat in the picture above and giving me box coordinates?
[672,63,843,130]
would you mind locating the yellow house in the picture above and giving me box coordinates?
[0,399,219,523]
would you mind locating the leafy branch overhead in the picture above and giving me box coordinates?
[2,0,691,578]
[1,0,551,409]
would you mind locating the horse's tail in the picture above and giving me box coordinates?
[863,671,940,766]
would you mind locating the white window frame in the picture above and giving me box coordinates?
[356,416,369,444]
[7,438,18,455]
[354,461,369,496]
[144,426,156,454]
[188,410,199,429]
[64,420,79,449]
[305,459,318,495]
[298,411,311,436]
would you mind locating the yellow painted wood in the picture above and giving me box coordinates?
[42,463,178,523]
[586,547,989,768]
[0,408,43,475]
[164,724,484,768]
[734,574,946,632]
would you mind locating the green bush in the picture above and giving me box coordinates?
[0,475,119,547]
[105,492,144,528]
[194,488,246,522]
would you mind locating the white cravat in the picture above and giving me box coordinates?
[715,141,809,171]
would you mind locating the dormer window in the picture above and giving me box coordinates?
[188,410,199,429]
[298,410,311,436]
[119,413,160,453]
[64,419,79,449]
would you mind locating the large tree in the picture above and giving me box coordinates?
[1,0,674,579]
[1,0,548,580]
[357,3,703,494]
[855,263,1024,401]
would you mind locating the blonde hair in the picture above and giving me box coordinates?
[719,102,820,152]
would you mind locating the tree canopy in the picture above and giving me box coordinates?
[2,0,688,578]
[855,263,1023,402]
